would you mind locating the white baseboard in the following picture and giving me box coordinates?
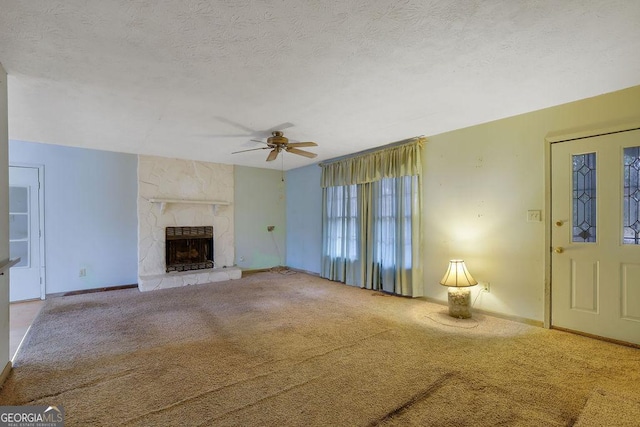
[418,296,543,327]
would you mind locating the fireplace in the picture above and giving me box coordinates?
[165,226,214,272]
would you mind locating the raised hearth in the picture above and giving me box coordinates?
[138,266,242,292]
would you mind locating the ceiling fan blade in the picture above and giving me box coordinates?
[266,122,294,133]
[231,147,270,154]
[286,141,317,148]
[195,133,251,138]
[213,116,256,134]
[266,149,279,162]
[211,118,294,138]
[286,147,317,158]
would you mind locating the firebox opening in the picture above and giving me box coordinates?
[165,226,214,272]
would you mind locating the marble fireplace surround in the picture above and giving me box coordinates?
[137,155,241,291]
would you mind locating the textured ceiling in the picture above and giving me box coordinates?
[1,0,639,170]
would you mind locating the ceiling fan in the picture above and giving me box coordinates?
[232,131,318,162]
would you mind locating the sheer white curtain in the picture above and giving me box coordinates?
[320,139,423,296]
[321,184,363,285]
[366,175,419,295]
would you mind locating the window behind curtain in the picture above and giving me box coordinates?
[323,175,417,293]
[325,184,359,260]
[320,138,423,296]
[373,176,415,270]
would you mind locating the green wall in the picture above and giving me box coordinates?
[234,166,286,270]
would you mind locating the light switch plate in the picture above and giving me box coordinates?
[527,210,542,222]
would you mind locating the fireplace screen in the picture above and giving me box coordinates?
[165,226,214,272]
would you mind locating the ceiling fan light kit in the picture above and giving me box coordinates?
[232,130,318,162]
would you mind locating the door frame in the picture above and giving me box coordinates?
[9,163,46,299]
[544,119,640,329]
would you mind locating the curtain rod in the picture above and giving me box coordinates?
[318,135,424,167]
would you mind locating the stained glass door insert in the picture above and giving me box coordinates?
[623,146,640,245]
[572,153,596,243]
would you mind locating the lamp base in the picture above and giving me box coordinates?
[447,287,472,319]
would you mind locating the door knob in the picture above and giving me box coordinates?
[554,247,564,254]
[555,220,564,227]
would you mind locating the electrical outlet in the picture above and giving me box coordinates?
[79,268,87,277]
[267,225,275,232]
[481,282,490,293]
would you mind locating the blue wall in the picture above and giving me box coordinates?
[10,139,324,293]
[285,164,322,274]
[9,140,138,294]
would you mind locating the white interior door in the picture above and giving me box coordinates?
[551,129,640,345]
[9,166,43,302]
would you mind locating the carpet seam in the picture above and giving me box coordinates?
[366,372,455,427]
[195,375,324,427]
[118,329,393,424]
[120,375,324,426]
[19,368,137,405]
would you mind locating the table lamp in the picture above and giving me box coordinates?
[439,259,478,318]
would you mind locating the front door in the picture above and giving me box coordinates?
[551,129,640,345]
[9,166,43,301]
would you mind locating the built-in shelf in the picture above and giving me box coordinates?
[149,198,230,214]
[0,258,21,276]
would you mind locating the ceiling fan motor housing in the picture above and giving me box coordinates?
[268,132,288,146]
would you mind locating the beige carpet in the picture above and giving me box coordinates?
[574,388,640,427]
[0,272,638,426]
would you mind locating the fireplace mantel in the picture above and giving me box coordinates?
[149,198,230,214]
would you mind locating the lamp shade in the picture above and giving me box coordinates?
[439,259,478,287]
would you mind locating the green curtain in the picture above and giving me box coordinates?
[321,139,424,296]
[321,139,423,187]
